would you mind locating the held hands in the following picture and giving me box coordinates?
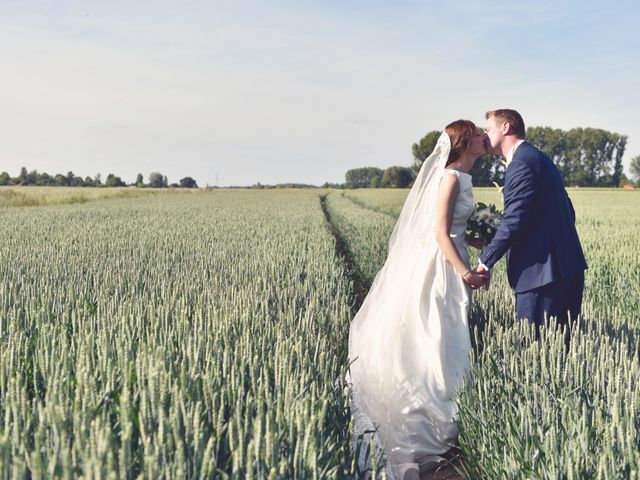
[461,267,491,290]
[475,265,491,290]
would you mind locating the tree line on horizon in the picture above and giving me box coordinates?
[344,126,639,189]
[0,168,199,188]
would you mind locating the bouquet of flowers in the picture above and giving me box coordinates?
[466,202,503,246]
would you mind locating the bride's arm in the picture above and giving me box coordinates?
[435,174,486,289]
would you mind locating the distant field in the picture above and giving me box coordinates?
[0,186,149,208]
[0,187,638,478]
[0,186,212,209]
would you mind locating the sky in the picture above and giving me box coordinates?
[1,0,639,186]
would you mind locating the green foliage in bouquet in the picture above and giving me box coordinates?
[466,202,503,246]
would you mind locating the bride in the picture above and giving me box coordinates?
[347,120,488,479]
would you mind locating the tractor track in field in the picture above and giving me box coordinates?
[319,192,370,314]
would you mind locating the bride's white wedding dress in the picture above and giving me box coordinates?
[347,133,474,480]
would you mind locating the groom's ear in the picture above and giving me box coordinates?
[501,122,511,135]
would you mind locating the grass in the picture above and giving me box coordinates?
[330,187,640,479]
[0,186,638,478]
[0,189,354,478]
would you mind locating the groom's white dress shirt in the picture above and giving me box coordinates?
[505,139,525,167]
[477,139,525,272]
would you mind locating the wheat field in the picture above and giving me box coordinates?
[0,187,638,479]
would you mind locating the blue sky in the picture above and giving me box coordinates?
[1,0,639,186]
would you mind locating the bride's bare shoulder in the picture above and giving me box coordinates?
[441,169,461,185]
[438,170,461,197]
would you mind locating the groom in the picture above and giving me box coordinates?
[477,109,587,330]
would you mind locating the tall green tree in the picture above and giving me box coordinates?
[179,176,198,188]
[105,174,125,187]
[382,166,413,188]
[39,173,54,185]
[411,131,441,175]
[630,155,640,183]
[70,174,85,187]
[23,170,39,185]
[148,172,165,188]
[469,155,505,187]
[54,174,66,186]
[527,127,626,187]
[345,167,384,188]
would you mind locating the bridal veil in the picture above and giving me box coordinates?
[347,131,470,479]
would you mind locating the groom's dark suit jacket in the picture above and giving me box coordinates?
[480,142,587,293]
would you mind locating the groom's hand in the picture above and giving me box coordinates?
[474,265,491,290]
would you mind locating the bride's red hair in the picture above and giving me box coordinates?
[445,120,477,166]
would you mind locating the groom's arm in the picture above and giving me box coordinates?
[480,160,537,269]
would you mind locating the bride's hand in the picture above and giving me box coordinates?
[461,269,488,290]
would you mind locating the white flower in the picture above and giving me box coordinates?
[476,208,490,220]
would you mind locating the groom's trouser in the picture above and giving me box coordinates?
[515,270,585,328]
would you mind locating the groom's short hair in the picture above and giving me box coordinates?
[486,109,526,139]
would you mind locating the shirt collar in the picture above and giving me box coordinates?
[506,139,525,166]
